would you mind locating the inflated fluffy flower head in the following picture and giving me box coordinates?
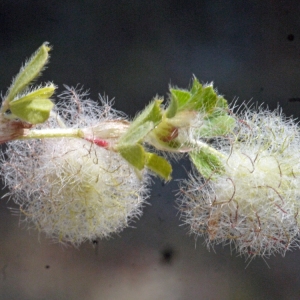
[1,87,149,246]
[179,107,300,258]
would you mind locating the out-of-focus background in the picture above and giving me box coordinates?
[1,1,300,299]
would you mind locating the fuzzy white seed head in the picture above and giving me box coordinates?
[179,107,300,258]
[0,87,149,245]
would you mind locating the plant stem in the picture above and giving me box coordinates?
[21,128,84,140]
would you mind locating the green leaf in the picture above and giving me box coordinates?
[145,152,172,180]
[118,144,146,170]
[10,97,54,124]
[118,99,163,144]
[190,148,225,179]
[198,115,236,138]
[170,79,220,115]
[6,43,51,102]
[190,76,202,95]
[191,85,218,113]
[131,99,163,128]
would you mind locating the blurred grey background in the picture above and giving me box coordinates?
[1,1,300,299]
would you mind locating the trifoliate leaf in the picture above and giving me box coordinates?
[190,147,225,179]
[6,43,51,103]
[198,115,236,138]
[118,144,146,170]
[169,78,222,115]
[10,97,54,124]
[145,152,172,180]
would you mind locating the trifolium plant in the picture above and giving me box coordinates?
[1,43,300,261]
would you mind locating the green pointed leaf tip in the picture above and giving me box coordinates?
[145,152,172,180]
[131,98,163,128]
[6,43,51,102]
[165,96,178,118]
[190,147,225,179]
[170,89,191,111]
[190,76,202,94]
[118,99,163,144]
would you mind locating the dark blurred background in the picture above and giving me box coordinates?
[1,1,300,299]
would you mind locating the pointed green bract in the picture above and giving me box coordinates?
[190,76,202,94]
[170,89,191,111]
[10,97,54,124]
[145,152,172,180]
[165,97,178,118]
[190,148,225,179]
[6,43,51,103]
